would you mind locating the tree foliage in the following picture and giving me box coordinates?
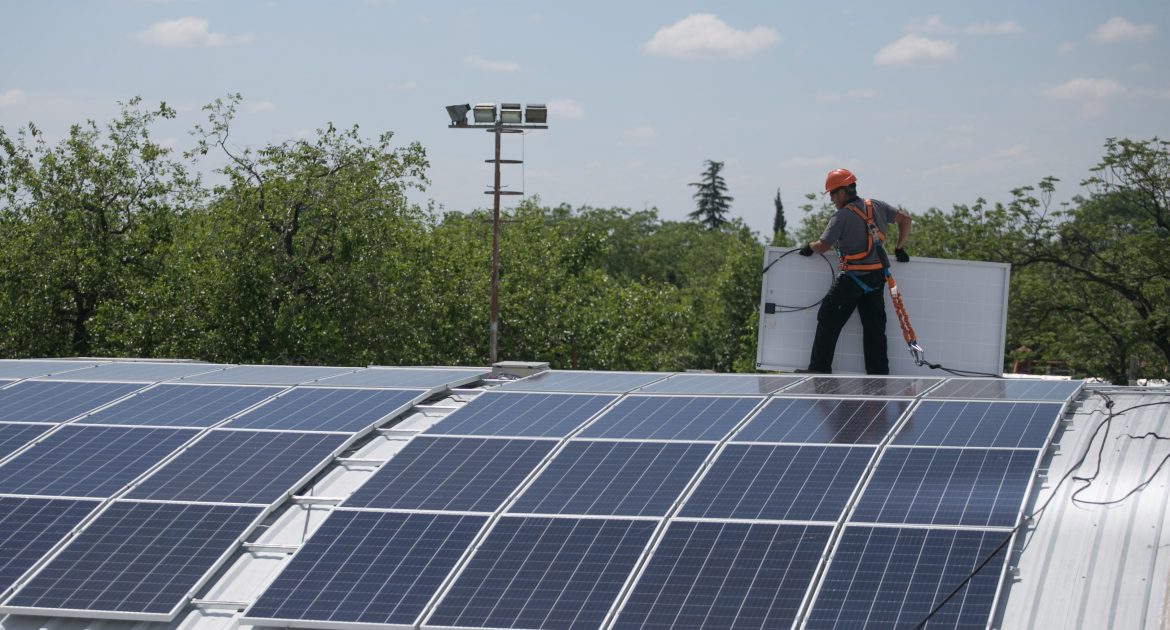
[688,159,733,230]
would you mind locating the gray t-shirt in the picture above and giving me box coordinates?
[819,198,898,267]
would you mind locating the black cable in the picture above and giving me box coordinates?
[760,248,836,313]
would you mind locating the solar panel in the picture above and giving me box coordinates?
[494,370,669,393]
[224,387,425,432]
[805,526,1010,629]
[680,444,874,522]
[781,376,942,398]
[579,395,762,441]
[45,362,227,382]
[426,516,656,630]
[510,441,712,517]
[0,425,197,498]
[3,501,261,619]
[315,367,488,388]
[125,430,347,504]
[734,397,910,445]
[0,497,99,593]
[893,400,1065,449]
[344,436,556,512]
[0,381,144,423]
[426,391,617,438]
[0,360,100,379]
[79,384,283,427]
[636,373,801,395]
[851,448,1037,528]
[245,511,486,627]
[924,377,1083,401]
[180,365,358,385]
[0,422,54,459]
[613,521,832,630]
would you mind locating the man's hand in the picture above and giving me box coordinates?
[895,248,910,263]
[798,244,814,257]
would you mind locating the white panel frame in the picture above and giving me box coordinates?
[756,247,1011,377]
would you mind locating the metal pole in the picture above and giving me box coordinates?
[489,124,502,364]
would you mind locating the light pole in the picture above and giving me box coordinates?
[446,103,548,364]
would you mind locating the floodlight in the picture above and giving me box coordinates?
[525,103,547,124]
[473,103,497,124]
[446,103,471,126]
[500,103,522,124]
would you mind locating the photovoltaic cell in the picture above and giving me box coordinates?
[579,395,761,441]
[735,398,909,445]
[426,391,617,438]
[80,384,283,427]
[0,422,54,459]
[614,522,832,630]
[680,444,874,522]
[224,387,425,432]
[893,400,1065,449]
[427,516,656,630]
[0,425,197,498]
[925,378,1083,402]
[0,360,98,380]
[852,448,1037,528]
[246,511,486,627]
[781,376,941,398]
[805,526,1009,629]
[47,362,227,382]
[344,436,556,512]
[180,365,357,385]
[0,381,143,423]
[5,501,261,618]
[636,374,800,395]
[494,370,669,393]
[510,441,712,517]
[0,497,99,593]
[126,430,347,504]
[315,367,488,388]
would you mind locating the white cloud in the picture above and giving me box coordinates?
[548,99,584,120]
[814,89,878,102]
[0,88,27,107]
[136,17,254,47]
[642,14,779,60]
[464,56,520,73]
[1046,78,1126,99]
[1091,17,1158,43]
[966,20,1023,35]
[874,34,958,66]
[242,100,276,113]
[1057,42,1076,54]
[387,81,417,92]
[904,16,1022,35]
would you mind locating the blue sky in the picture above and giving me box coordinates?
[3,1,1168,237]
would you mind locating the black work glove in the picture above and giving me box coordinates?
[798,244,814,257]
[895,248,910,263]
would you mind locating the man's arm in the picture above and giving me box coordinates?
[807,239,833,254]
[893,210,912,249]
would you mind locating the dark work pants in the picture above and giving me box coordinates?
[807,270,889,375]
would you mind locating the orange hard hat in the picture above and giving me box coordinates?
[824,168,857,194]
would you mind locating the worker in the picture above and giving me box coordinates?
[797,168,912,375]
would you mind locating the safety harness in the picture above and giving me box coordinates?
[838,199,928,366]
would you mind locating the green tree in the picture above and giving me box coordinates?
[0,98,195,357]
[688,159,733,230]
[772,186,790,246]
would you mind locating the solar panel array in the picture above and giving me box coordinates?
[0,363,1082,628]
[0,360,487,621]
[242,373,1080,630]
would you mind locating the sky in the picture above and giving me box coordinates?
[2,1,1169,238]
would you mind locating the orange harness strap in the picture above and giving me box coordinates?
[839,199,887,272]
